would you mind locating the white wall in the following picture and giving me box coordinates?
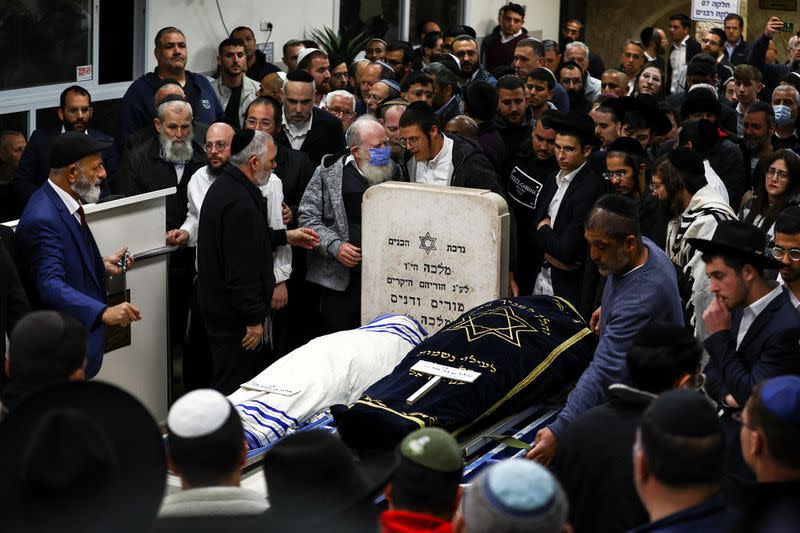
[463,0,561,41]
[145,0,336,74]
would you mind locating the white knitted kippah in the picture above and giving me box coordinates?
[167,389,232,438]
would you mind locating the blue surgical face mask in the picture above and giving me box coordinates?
[774,104,794,127]
[367,146,392,166]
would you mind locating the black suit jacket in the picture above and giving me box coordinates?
[276,144,314,226]
[277,107,346,168]
[727,39,750,66]
[704,288,800,406]
[115,137,206,230]
[667,37,701,94]
[533,163,605,305]
[11,127,118,211]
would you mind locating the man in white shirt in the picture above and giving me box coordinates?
[531,111,605,304]
[691,220,800,409]
[773,206,800,310]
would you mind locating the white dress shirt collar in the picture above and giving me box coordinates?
[736,284,783,348]
[48,179,82,223]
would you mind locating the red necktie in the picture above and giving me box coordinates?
[77,205,87,228]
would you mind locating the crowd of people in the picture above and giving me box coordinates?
[2,3,800,531]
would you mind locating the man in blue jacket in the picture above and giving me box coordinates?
[119,26,222,150]
[527,194,683,464]
[15,133,141,378]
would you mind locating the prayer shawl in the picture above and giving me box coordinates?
[333,296,597,454]
[229,314,426,450]
[666,185,736,340]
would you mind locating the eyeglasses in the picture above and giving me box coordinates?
[603,170,628,182]
[766,166,791,181]
[398,136,423,148]
[365,94,383,102]
[769,246,800,262]
[244,117,274,130]
[203,141,229,152]
[327,107,354,117]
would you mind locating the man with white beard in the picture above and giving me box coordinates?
[299,115,396,334]
[15,132,140,378]
[116,96,206,376]
[197,129,288,394]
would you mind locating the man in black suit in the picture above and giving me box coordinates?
[11,85,118,212]
[691,220,800,409]
[197,129,277,394]
[279,70,346,168]
[667,14,701,95]
[532,111,605,306]
[724,13,751,66]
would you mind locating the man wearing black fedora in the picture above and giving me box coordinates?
[689,219,800,411]
[0,381,166,532]
[532,110,605,306]
[262,429,392,532]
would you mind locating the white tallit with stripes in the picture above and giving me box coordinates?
[666,185,736,341]
[228,314,426,450]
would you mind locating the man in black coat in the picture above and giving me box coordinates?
[531,111,605,306]
[115,97,206,382]
[553,323,705,533]
[197,129,279,395]
[11,85,117,212]
[278,70,346,168]
[507,111,559,295]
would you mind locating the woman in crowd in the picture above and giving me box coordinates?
[739,148,800,239]
[634,62,665,100]
[604,137,667,247]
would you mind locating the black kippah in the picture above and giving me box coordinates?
[607,137,645,158]
[157,93,187,107]
[594,193,638,219]
[407,100,435,114]
[668,147,704,176]
[286,70,314,83]
[646,389,722,438]
[230,128,255,156]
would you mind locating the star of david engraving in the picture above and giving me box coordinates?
[419,232,437,254]
[445,305,538,347]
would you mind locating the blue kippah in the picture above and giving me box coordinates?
[760,376,800,425]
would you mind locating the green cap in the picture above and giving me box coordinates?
[399,427,463,473]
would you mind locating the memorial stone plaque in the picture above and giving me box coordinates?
[361,182,510,333]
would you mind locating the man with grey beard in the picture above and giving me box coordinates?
[299,115,396,333]
[198,129,288,393]
[15,132,140,378]
[116,96,206,376]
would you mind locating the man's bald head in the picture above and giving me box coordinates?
[445,115,478,140]
[204,121,236,173]
[258,72,284,100]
